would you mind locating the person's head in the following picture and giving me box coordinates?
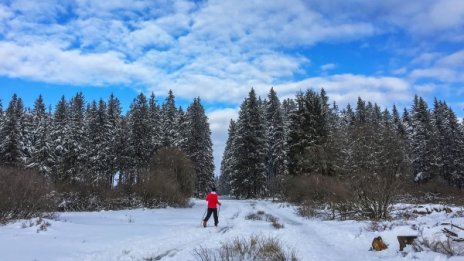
[211,187,216,192]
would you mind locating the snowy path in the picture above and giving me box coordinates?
[0,199,454,260]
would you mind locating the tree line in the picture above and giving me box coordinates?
[0,91,214,197]
[219,88,464,201]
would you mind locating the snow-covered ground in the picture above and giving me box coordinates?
[0,199,463,260]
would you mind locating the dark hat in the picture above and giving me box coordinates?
[211,187,216,192]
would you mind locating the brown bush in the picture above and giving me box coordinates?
[0,167,54,223]
[401,178,464,205]
[283,175,355,219]
[134,148,195,207]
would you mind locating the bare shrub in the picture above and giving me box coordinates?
[402,178,464,205]
[284,175,354,219]
[0,167,54,224]
[134,148,195,207]
[193,235,298,261]
[350,169,403,220]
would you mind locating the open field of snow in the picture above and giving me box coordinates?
[0,199,463,260]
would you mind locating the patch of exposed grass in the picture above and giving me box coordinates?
[245,211,284,229]
[193,235,297,261]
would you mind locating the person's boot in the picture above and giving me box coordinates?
[203,221,207,227]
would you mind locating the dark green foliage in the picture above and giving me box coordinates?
[184,98,214,197]
[229,89,267,198]
[0,94,23,167]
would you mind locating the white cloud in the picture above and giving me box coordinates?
[0,42,153,86]
[320,63,336,71]
[270,74,412,107]
[410,49,464,83]
[310,0,464,37]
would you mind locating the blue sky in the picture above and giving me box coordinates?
[1,0,464,174]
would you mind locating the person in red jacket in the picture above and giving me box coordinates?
[203,187,221,227]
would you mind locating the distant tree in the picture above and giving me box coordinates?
[67,92,87,183]
[287,90,330,176]
[148,93,163,153]
[50,96,71,184]
[219,120,236,195]
[107,94,123,186]
[161,90,179,147]
[433,99,464,187]
[229,89,267,198]
[127,93,152,184]
[28,95,53,177]
[410,96,437,183]
[0,94,22,167]
[185,98,214,197]
[265,88,287,198]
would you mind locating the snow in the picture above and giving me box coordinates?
[0,199,463,260]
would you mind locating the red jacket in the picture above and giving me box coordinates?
[206,192,221,208]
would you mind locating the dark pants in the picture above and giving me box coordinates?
[204,208,218,226]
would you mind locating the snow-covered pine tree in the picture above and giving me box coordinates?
[127,93,152,183]
[0,94,22,167]
[107,94,123,187]
[433,99,464,187]
[410,96,437,183]
[115,116,133,186]
[148,93,163,154]
[219,120,236,195]
[68,92,87,183]
[265,88,287,198]
[185,98,214,196]
[161,90,179,148]
[50,96,71,184]
[175,106,188,150]
[337,104,356,175]
[28,95,53,177]
[18,99,33,166]
[230,89,266,198]
[85,99,112,186]
[392,105,410,166]
[287,90,330,176]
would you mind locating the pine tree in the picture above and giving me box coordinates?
[67,92,87,183]
[18,100,33,166]
[127,93,152,183]
[185,98,215,196]
[219,120,236,195]
[161,90,179,147]
[0,94,22,167]
[265,88,287,198]
[107,94,123,187]
[175,106,188,149]
[287,90,330,176]
[410,96,437,183]
[433,99,464,187]
[148,93,163,153]
[29,95,53,177]
[229,89,267,198]
[85,99,112,186]
[50,96,71,183]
